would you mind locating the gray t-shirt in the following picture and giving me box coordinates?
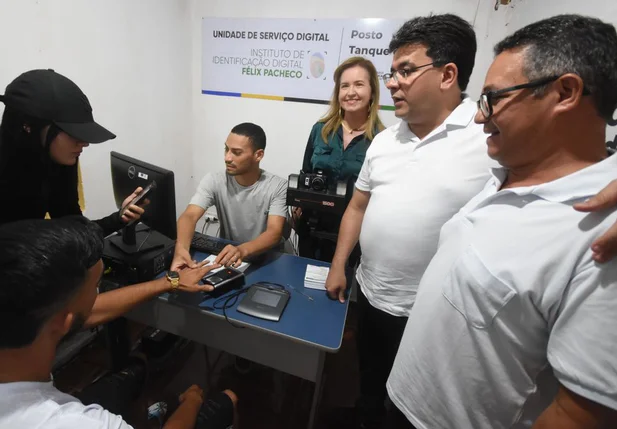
[189,170,287,243]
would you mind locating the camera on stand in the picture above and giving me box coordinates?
[288,169,361,263]
[287,169,352,215]
[298,169,330,193]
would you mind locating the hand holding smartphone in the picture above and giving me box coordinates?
[120,181,156,224]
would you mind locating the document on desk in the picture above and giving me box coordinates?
[201,254,251,273]
[304,265,330,290]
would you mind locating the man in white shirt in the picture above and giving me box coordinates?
[324,14,492,429]
[387,14,617,429]
[0,217,237,429]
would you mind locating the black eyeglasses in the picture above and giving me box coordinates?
[382,62,435,84]
[477,75,563,119]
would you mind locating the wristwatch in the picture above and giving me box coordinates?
[166,270,180,290]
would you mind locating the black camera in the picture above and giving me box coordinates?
[298,169,329,193]
[286,170,352,215]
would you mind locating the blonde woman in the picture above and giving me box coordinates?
[297,56,385,261]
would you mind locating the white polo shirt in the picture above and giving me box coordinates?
[387,154,617,429]
[355,97,493,316]
[0,380,131,428]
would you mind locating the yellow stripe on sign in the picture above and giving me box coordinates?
[241,93,284,101]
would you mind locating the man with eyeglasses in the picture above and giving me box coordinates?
[386,14,617,429]
[324,14,492,429]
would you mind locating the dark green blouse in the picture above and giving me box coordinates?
[302,121,374,181]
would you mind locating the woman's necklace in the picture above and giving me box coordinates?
[342,120,366,134]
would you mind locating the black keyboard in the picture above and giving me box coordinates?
[190,234,227,255]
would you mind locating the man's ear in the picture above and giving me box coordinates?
[440,63,459,91]
[254,148,264,162]
[46,310,74,338]
[553,73,586,116]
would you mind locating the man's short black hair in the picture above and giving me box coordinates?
[0,217,104,349]
[495,14,617,123]
[230,122,266,151]
[389,14,477,91]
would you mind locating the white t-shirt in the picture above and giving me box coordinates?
[355,98,492,316]
[0,381,131,429]
[387,154,617,429]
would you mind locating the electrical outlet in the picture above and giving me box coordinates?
[204,214,218,222]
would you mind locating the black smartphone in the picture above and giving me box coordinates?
[120,181,157,220]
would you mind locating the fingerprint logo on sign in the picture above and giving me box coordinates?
[309,52,325,79]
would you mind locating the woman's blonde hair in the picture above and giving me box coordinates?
[320,56,385,142]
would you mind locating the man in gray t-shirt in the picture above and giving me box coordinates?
[172,123,287,269]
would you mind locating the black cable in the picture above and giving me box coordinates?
[136,228,153,252]
[253,281,286,291]
[212,286,251,328]
[212,281,288,328]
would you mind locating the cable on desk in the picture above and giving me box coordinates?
[254,281,286,291]
[212,281,287,328]
[212,286,250,328]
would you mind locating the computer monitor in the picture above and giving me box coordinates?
[109,151,177,254]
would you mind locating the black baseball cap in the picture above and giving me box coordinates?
[0,69,115,143]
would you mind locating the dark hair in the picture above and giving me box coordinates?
[0,107,78,221]
[0,217,104,349]
[0,108,50,169]
[389,14,477,91]
[495,15,617,123]
[230,122,266,151]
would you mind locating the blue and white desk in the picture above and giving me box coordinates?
[125,250,349,429]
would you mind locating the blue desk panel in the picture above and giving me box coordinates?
[161,251,349,352]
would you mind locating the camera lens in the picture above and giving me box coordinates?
[311,176,326,192]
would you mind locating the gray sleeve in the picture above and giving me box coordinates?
[189,173,217,210]
[268,177,288,218]
[547,260,617,411]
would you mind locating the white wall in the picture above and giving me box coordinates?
[474,0,617,142]
[1,0,615,224]
[0,0,194,221]
[188,0,617,196]
[187,0,483,192]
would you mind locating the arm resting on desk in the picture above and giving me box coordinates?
[84,277,170,329]
[532,384,617,429]
[176,204,206,252]
[215,215,285,266]
[172,205,207,270]
[240,214,286,258]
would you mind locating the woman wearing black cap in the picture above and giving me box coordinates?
[0,69,143,235]
[0,70,239,428]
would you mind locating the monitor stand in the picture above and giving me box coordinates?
[108,223,165,255]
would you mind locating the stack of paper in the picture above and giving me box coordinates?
[201,254,251,273]
[304,264,330,290]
